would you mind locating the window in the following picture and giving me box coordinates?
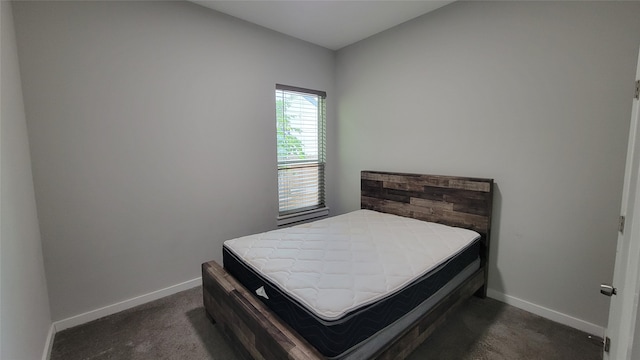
[275,84,327,225]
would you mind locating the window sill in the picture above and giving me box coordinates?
[277,207,329,227]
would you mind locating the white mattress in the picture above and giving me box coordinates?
[223,209,480,321]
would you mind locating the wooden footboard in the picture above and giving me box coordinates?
[202,260,324,360]
[202,260,485,360]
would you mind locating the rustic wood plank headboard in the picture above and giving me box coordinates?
[361,170,494,296]
[361,171,493,237]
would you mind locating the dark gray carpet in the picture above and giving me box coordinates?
[51,286,602,360]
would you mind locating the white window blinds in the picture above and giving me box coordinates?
[275,85,326,220]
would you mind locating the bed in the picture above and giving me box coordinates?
[202,170,494,360]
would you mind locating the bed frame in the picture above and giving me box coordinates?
[202,170,494,360]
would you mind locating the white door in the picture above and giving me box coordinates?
[605,48,640,360]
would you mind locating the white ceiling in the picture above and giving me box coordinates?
[190,1,455,50]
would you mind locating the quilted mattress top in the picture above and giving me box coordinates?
[223,209,480,321]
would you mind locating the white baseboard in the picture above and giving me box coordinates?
[41,323,55,360]
[487,289,604,336]
[44,280,602,357]
[53,277,202,332]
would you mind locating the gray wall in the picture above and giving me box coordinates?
[1,1,53,359]
[12,0,640,333]
[12,1,335,321]
[334,1,640,327]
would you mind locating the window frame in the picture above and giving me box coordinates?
[275,84,328,226]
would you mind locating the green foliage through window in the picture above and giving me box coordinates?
[276,98,306,160]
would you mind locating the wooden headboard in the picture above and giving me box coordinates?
[361,170,493,237]
[361,170,494,295]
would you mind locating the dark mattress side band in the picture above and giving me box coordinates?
[223,240,480,358]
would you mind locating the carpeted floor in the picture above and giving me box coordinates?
[51,286,602,360]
